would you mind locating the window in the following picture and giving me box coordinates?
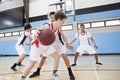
[106,20,120,26]
[20,31,24,35]
[84,23,91,28]
[12,32,19,36]
[0,33,4,37]
[92,21,104,28]
[5,32,11,37]
[62,25,73,30]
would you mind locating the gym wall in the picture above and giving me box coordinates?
[0,0,120,55]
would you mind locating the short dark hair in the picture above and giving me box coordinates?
[54,10,67,21]
[49,11,55,16]
[24,24,32,30]
[80,24,85,27]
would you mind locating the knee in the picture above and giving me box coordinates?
[76,52,79,55]
[61,54,68,59]
[22,54,27,57]
[42,57,47,60]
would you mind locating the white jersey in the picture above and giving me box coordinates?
[29,22,66,60]
[16,31,30,46]
[75,31,96,54]
[75,31,91,46]
[44,22,64,45]
[43,22,66,55]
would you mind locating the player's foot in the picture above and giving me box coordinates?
[70,75,75,80]
[29,72,40,78]
[20,77,25,80]
[52,72,59,80]
[10,66,17,71]
[96,62,102,65]
[20,76,25,80]
[18,64,24,66]
[71,63,76,67]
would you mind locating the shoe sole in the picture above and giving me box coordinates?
[10,68,18,73]
[10,67,17,71]
[29,74,40,78]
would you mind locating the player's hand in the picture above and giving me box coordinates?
[66,43,74,50]
[94,45,98,49]
[69,45,74,50]
[40,54,43,57]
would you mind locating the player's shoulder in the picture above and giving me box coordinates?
[75,32,79,37]
[86,31,90,34]
[42,22,52,29]
[43,22,52,26]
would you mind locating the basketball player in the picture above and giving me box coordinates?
[29,11,58,78]
[22,11,75,80]
[10,24,32,71]
[70,24,102,66]
[20,12,60,80]
[19,29,59,80]
[20,11,75,80]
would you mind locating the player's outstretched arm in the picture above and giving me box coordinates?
[69,38,77,45]
[90,37,98,49]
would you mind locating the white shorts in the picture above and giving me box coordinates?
[76,45,96,55]
[43,42,66,57]
[52,42,66,54]
[29,44,56,61]
[15,45,26,56]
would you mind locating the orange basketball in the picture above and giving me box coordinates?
[37,28,55,46]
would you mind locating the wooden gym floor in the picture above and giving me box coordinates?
[0,55,120,80]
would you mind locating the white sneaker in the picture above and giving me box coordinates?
[52,73,59,80]
[20,77,25,80]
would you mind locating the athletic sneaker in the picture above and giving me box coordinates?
[29,72,40,78]
[20,77,25,80]
[96,62,102,65]
[18,64,24,66]
[52,72,59,80]
[71,64,76,67]
[10,66,17,71]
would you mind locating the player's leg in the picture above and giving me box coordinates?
[71,46,83,67]
[55,43,75,80]
[29,56,47,78]
[11,54,26,71]
[44,46,60,79]
[61,53,75,80]
[11,46,26,71]
[17,54,26,65]
[94,54,102,65]
[16,45,27,65]
[50,52,60,79]
[87,46,102,65]
[30,45,58,79]
[20,60,36,80]
[71,52,79,66]
[20,43,42,80]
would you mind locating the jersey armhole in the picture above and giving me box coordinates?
[43,23,50,26]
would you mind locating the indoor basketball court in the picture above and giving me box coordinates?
[0,55,120,80]
[0,0,120,80]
